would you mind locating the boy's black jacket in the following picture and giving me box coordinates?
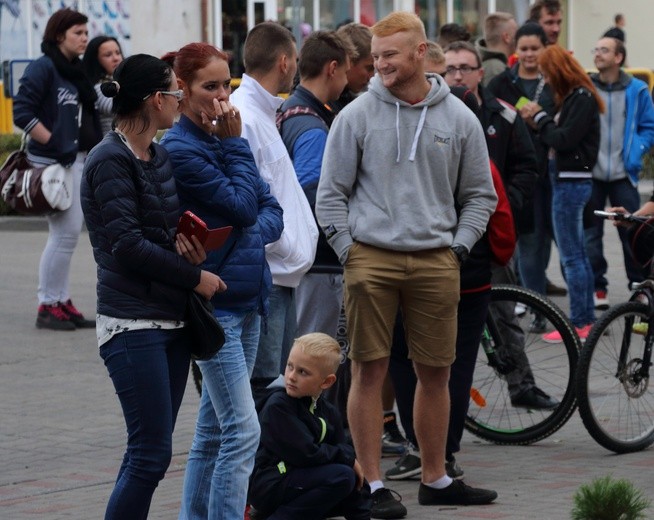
[248,387,355,514]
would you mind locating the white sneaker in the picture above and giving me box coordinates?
[514,303,527,316]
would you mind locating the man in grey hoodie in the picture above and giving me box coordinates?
[316,11,497,519]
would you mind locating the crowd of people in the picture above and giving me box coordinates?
[11,1,654,519]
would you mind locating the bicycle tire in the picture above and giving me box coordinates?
[465,284,580,445]
[576,301,654,453]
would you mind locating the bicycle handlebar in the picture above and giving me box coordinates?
[593,210,650,224]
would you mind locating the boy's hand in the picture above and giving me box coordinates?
[353,459,365,490]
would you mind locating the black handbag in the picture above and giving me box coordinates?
[185,291,226,360]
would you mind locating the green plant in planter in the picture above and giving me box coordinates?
[571,475,650,520]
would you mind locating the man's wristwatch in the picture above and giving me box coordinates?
[451,245,469,265]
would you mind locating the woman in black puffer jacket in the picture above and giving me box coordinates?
[81,54,225,520]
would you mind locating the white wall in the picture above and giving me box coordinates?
[130,0,202,58]
[570,0,654,70]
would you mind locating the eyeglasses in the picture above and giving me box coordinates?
[591,47,613,55]
[444,65,481,76]
[142,89,185,101]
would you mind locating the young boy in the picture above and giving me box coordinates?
[248,333,371,520]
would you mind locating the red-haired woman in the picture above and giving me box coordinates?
[521,45,605,342]
[159,43,283,519]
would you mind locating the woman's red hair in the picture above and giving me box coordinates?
[161,42,228,85]
[538,45,605,113]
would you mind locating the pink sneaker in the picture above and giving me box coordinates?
[576,324,593,342]
[542,329,564,344]
[543,324,593,344]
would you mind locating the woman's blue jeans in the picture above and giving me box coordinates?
[179,310,261,520]
[99,328,191,520]
[550,175,595,328]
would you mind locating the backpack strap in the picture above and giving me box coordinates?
[275,105,323,131]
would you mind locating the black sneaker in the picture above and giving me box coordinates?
[418,480,497,506]
[528,314,547,333]
[36,303,76,331]
[445,457,464,479]
[546,281,567,296]
[511,386,559,410]
[371,488,407,519]
[385,452,421,480]
[383,412,407,444]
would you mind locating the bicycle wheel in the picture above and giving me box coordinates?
[465,284,580,445]
[576,302,654,453]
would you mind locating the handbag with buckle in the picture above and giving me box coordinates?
[0,135,73,215]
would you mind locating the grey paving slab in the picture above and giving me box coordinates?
[1,199,653,519]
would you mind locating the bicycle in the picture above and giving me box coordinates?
[465,284,581,445]
[576,211,654,453]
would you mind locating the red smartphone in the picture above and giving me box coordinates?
[177,211,233,252]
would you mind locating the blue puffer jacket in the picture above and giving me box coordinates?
[81,132,201,320]
[161,115,284,315]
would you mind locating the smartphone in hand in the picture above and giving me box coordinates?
[177,211,232,252]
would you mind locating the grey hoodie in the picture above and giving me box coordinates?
[315,74,497,264]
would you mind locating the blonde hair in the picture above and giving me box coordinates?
[372,11,426,45]
[425,41,445,67]
[293,333,342,374]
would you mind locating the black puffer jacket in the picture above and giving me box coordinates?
[81,132,201,320]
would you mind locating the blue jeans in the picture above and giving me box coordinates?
[252,285,297,384]
[585,178,645,291]
[99,328,191,520]
[179,311,261,520]
[517,173,552,295]
[550,175,595,328]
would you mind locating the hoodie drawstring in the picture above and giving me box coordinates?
[395,102,401,162]
[409,106,428,162]
[395,103,429,163]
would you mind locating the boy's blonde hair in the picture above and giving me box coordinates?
[371,11,427,45]
[293,333,342,374]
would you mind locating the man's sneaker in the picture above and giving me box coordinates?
[36,303,76,331]
[546,281,568,296]
[382,412,408,456]
[514,303,527,316]
[418,480,497,506]
[61,299,96,328]
[371,488,407,519]
[385,452,422,480]
[511,386,559,410]
[529,314,547,333]
[383,412,407,444]
[445,457,465,479]
[594,290,610,310]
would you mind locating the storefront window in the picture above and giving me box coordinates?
[453,0,487,41]
[320,0,354,29]
[415,0,447,40]
[495,0,531,24]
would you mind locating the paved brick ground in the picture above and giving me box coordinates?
[1,185,653,519]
